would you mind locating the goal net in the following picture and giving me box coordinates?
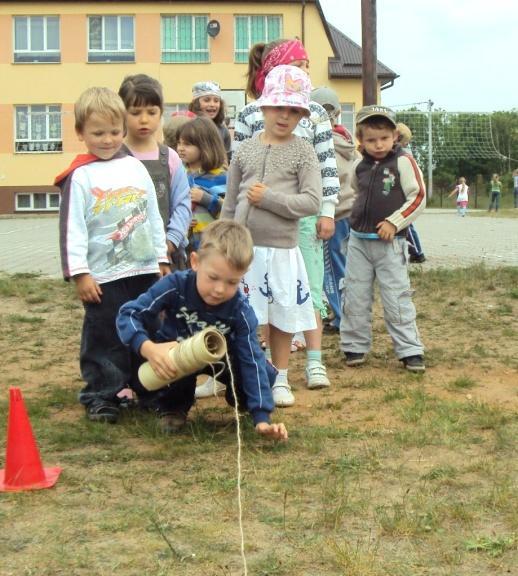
[394,110,507,166]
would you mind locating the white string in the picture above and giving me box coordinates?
[208,360,227,396]
[224,350,248,576]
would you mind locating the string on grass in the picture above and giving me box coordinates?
[224,350,249,576]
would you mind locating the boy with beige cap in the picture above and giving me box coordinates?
[340,105,427,372]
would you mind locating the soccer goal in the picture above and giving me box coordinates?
[393,102,508,197]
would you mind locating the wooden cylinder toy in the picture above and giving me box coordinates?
[138,327,227,391]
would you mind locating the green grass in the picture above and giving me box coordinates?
[449,376,477,390]
[0,266,517,575]
[464,534,517,557]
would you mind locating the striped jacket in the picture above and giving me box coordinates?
[187,167,227,250]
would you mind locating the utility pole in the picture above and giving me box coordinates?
[427,99,434,199]
[361,0,377,105]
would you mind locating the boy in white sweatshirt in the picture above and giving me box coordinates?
[56,87,169,423]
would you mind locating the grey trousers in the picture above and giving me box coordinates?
[339,234,424,359]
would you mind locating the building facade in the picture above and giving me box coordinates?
[0,0,397,214]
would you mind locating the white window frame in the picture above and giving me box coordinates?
[14,105,62,154]
[234,15,282,63]
[16,192,61,212]
[341,103,355,137]
[13,15,60,63]
[161,15,209,63]
[88,15,135,62]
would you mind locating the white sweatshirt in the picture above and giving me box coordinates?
[59,156,168,284]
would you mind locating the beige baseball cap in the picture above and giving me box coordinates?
[356,104,397,128]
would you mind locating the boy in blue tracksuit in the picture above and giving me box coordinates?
[117,220,288,440]
[340,105,426,372]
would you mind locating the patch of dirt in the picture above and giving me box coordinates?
[2,275,517,425]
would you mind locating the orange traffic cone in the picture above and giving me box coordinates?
[0,387,62,492]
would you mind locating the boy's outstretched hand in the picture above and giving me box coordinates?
[255,422,288,441]
[376,220,397,242]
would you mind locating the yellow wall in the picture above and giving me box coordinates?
[0,2,366,189]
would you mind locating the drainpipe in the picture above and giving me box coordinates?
[380,80,394,91]
[301,0,306,44]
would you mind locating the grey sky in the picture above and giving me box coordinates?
[319,0,517,112]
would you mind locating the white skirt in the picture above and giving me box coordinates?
[241,246,316,333]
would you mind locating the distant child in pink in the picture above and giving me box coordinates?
[448,177,469,216]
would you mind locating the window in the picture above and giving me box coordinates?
[13,16,60,63]
[163,103,190,117]
[15,105,62,153]
[16,192,60,211]
[234,15,282,63]
[161,15,209,63]
[341,104,355,137]
[88,15,134,62]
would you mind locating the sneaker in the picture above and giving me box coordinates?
[86,401,120,424]
[272,383,295,407]
[158,411,187,434]
[195,376,226,399]
[409,254,426,264]
[344,352,366,367]
[402,355,426,372]
[306,363,330,389]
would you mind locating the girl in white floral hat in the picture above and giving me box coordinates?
[189,81,231,160]
[221,65,322,408]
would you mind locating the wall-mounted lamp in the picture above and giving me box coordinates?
[207,20,220,38]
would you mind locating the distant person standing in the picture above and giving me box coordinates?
[513,169,518,209]
[488,173,502,212]
[448,176,469,216]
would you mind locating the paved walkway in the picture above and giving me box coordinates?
[0,210,517,277]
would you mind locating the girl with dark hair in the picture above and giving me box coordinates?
[176,117,227,253]
[118,74,191,270]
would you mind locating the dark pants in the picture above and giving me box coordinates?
[78,274,157,408]
[488,192,500,211]
[131,349,277,417]
[170,246,187,271]
[406,224,424,258]
[323,218,350,328]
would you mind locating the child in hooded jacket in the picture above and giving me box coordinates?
[340,105,426,373]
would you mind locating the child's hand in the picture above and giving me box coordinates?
[159,262,171,277]
[255,422,288,441]
[140,341,178,382]
[247,183,267,205]
[376,220,397,242]
[73,273,102,304]
[190,186,204,203]
[316,216,335,240]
